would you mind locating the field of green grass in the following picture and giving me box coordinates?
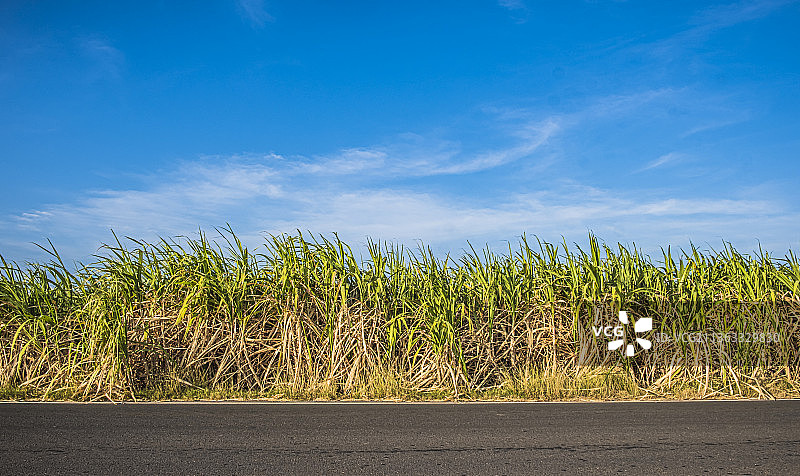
[1,230,798,401]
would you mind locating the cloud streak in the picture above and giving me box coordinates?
[689,0,797,31]
[3,90,796,262]
[3,150,792,262]
[236,0,275,28]
[7,157,784,261]
[497,0,530,23]
[635,152,684,172]
[77,36,125,81]
[639,0,796,60]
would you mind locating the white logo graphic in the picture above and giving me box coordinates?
[593,311,653,357]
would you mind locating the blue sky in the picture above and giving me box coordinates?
[2,0,799,262]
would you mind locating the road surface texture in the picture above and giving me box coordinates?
[1,400,798,475]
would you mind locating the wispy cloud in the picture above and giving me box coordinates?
[5,160,283,251]
[642,0,796,59]
[299,148,388,175]
[282,186,778,245]
[582,88,676,118]
[497,0,530,23]
[635,152,684,173]
[689,0,797,31]
[681,118,746,137]
[293,116,558,179]
[78,36,124,81]
[407,119,558,176]
[3,90,796,262]
[3,149,792,262]
[236,0,275,28]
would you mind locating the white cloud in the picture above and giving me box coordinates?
[497,0,530,23]
[689,0,796,31]
[3,96,797,262]
[290,116,557,179]
[300,148,388,175]
[683,121,733,137]
[582,88,676,119]
[4,153,791,262]
[421,119,558,175]
[78,36,124,81]
[2,160,285,259]
[640,0,795,60]
[499,0,526,9]
[236,0,275,28]
[636,152,683,172]
[267,184,791,255]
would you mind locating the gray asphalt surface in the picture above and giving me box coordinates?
[1,400,798,475]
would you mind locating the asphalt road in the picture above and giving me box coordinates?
[1,400,798,475]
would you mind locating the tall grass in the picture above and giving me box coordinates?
[1,230,798,400]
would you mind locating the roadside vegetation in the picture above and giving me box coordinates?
[1,229,798,401]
